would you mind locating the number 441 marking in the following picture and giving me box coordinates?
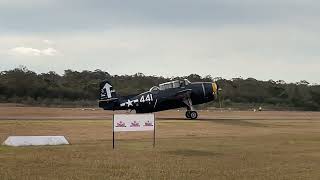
[140,94,153,103]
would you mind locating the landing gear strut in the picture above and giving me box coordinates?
[185,111,198,119]
[183,98,198,119]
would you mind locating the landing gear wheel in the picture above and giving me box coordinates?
[190,111,198,119]
[185,111,191,118]
[186,111,198,119]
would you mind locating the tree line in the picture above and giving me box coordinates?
[0,67,319,110]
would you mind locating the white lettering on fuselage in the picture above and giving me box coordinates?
[140,94,153,103]
[120,94,154,107]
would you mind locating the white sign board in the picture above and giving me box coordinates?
[113,114,155,132]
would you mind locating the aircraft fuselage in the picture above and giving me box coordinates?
[99,82,217,113]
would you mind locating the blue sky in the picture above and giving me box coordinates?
[0,0,319,83]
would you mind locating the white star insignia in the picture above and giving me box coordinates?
[126,99,133,107]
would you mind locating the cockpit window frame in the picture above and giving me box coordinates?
[158,79,191,91]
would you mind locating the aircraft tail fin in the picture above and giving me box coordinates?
[99,81,119,110]
[99,81,117,100]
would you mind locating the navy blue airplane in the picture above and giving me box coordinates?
[99,79,219,119]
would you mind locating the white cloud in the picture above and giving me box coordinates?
[9,47,41,56]
[9,46,59,56]
[43,39,54,45]
[41,47,58,56]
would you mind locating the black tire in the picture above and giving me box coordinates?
[185,111,191,118]
[190,111,198,119]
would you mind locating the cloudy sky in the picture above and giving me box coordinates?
[0,0,319,83]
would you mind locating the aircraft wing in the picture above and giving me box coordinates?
[174,89,192,100]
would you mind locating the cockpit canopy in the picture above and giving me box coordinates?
[150,79,191,91]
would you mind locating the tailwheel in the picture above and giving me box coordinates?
[186,111,198,119]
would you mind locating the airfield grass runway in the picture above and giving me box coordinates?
[1,106,320,179]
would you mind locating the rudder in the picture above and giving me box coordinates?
[99,81,117,100]
[99,81,119,110]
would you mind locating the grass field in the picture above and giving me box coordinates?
[1,107,320,179]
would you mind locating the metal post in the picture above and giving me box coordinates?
[112,114,115,149]
[153,114,155,148]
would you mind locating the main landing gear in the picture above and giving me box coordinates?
[185,110,198,119]
[183,98,198,120]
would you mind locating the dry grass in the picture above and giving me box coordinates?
[1,107,320,179]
